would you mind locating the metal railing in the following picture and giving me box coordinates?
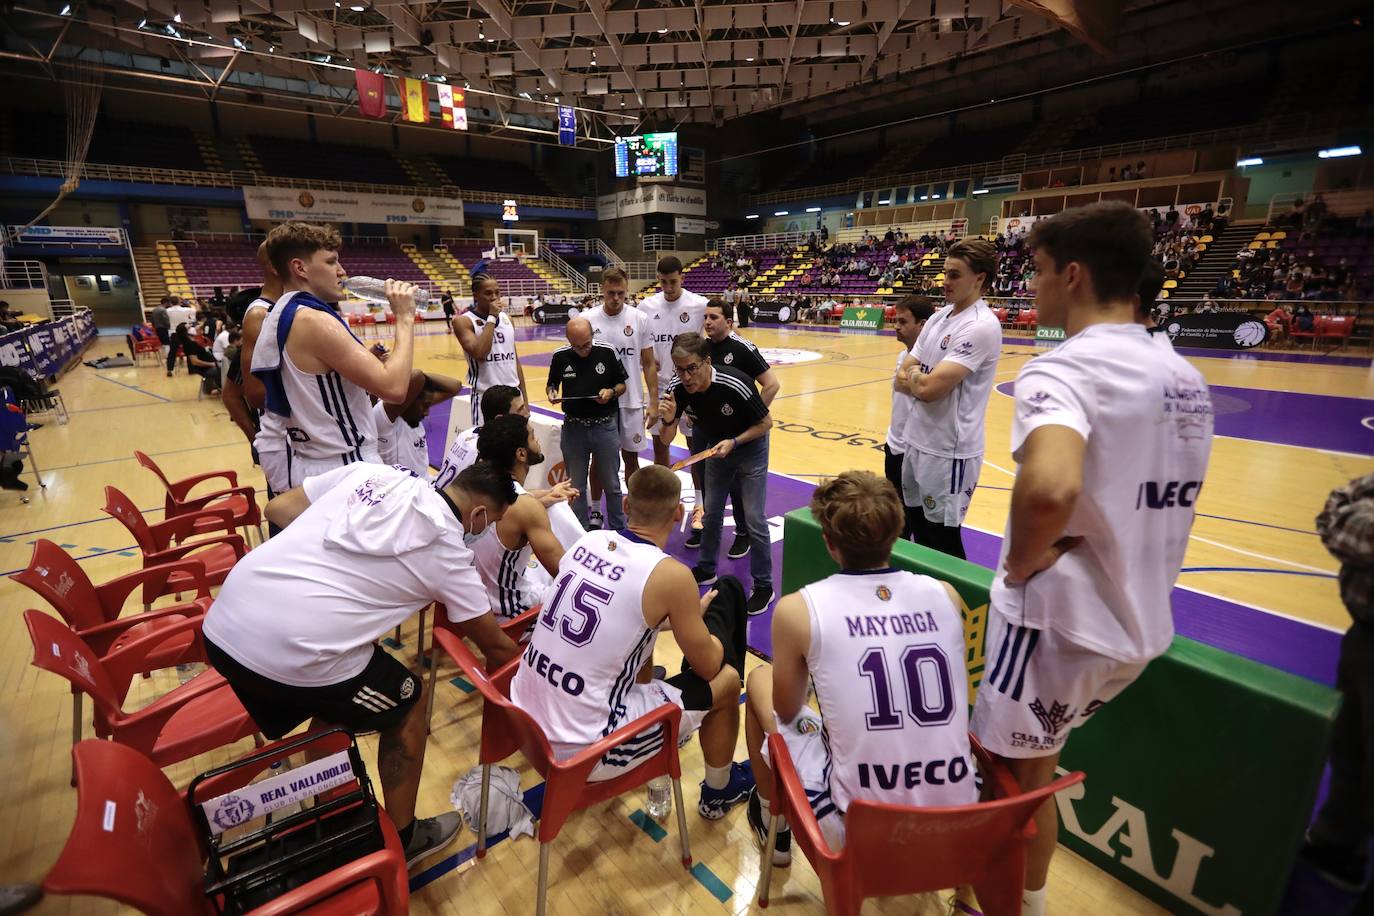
[832,219,966,246]
[541,238,627,270]
[536,243,588,293]
[1,259,48,289]
[623,261,661,280]
[48,298,76,318]
[641,234,676,252]
[2,157,597,211]
[1267,187,1374,223]
[705,230,812,252]
[744,109,1361,207]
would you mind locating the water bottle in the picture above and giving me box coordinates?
[344,275,429,304]
[646,775,672,821]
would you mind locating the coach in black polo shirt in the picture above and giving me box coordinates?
[547,317,628,530]
[659,331,774,615]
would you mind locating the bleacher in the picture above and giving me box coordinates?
[11,110,208,172]
[245,136,411,186]
[443,243,561,296]
[167,240,430,293]
[1069,88,1270,149]
[904,125,1030,172]
[430,156,554,196]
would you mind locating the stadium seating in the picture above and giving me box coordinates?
[11,110,209,172]
[245,136,411,186]
[430,155,555,196]
[168,240,431,292]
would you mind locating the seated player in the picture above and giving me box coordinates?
[202,461,520,870]
[171,324,221,393]
[743,470,976,864]
[372,369,462,478]
[509,464,756,818]
[435,383,527,488]
[471,414,583,627]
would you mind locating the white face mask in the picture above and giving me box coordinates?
[462,506,489,546]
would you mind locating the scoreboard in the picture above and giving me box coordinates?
[614,133,678,178]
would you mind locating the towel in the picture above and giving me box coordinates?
[451,765,535,841]
[250,290,358,418]
[321,465,447,557]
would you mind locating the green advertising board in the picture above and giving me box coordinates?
[780,508,1338,916]
[1035,326,1066,344]
[839,306,884,330]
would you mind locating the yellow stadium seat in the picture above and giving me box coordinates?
[1232,269,1241,278]
[1160,289,1169,299]
[1255,232,1271,241]
[893,280,903,287]
[1163,279,1177,289]
[1266,240,1277,248]
[1200,235,1214,244]
[1248,241,1262,250]
[1271,230,1286,240]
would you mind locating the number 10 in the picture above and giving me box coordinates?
[857,645,956,731]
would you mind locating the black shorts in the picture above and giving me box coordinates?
[206,639,422,740]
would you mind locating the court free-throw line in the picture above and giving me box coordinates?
[92,374,172,402]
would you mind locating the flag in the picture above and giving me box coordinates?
[557,105,575,146]
[438,84,468,131]
[398,77,429,123]
[355,70,386,118]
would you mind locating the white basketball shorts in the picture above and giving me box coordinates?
[900,450,983,527]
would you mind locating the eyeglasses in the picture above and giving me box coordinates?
[675,360,707,376]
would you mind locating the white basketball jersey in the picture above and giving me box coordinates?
[510,528,669,752]
[246,299,287,458]
[434,425,480,489]
[799,569,977,814]
[886,347,913,453]
[638,290,708,388]
[278,293,378,464]
[583,304,651,407]
[902,299,1002,459]
[372,401,429,478]
[460,310,520,392]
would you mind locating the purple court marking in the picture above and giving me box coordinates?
[995,380,1374,455]
[426,398,1338,685]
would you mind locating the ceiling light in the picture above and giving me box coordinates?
[60,3,71,14]
[1318,145,1362,158]
[478,28,485,38]
[745,57,754,61]
[878,199,890,205]
[173,8,182,21]
[1236,157,1263,167]
[138,17,147,27]
[971,188,989,195]
[931,193,940,199]
[837,20,850,26]
[657,27,667,34]
[547,76,555,86]
[805,207,821,212]
[232,36,246,49]
[268,45,275,52]
[350,3,365,10]
[919,195,928,200]
[746,214,760,219]
[774,210,788,216]
[421,73,429,80]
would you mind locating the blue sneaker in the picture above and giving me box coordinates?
[698,761,754,820]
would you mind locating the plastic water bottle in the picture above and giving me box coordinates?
[646,775,672,822]
[344,275,429,304]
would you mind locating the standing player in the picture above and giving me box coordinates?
[582,266,656,527]
[470,413,579,623]
[435,384,527,489]
[743,471,975,864]
[509,464,755,817]
[250,222,418,486]
[638,256,710,525]
[454,274,527,427]
[969,202,1214,916]
[886,296,935,539]
[898,238,1002,559]
[237,243,289,499]
[698,299,780,557]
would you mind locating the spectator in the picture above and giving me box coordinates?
[1136,160,1147,180]
[212,323,231,366]
[1121,163,1134,180]
[1303,473,1374,911]
[1197,295,1219,314]
[1294,303,1315,332]
[0,301,22,333]
[171,325,220,393]
[1165,205,1180,227]
[1305,193,1328,231]
[1106,166,1117,183]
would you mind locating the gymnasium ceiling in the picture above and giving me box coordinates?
[0,0,1362,147]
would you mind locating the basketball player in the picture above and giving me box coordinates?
[453,274,527,427]
[471,414,582,623]
[435,384,528,489]
[582,266,656,527]
[887,296,936,539]
[372,369,462,478]
[1134,260,1167,335]
[898,238,1002,559]
[251,222,418,486]
[509,464,755,818]
[638,255,710,526]
[237,242,289,498]
[969,202,1214,916]
[202,460,521,870]
[743,471,975,865]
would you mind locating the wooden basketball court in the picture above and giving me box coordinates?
[1,320,1367,913]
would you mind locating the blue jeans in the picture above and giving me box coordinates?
[698,436,772,591]
[562,416,626,529]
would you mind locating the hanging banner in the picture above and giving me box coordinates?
[8,226,123,245]
[355,70,386,118]
[1161,312,1270,350]
[242,186,464,227]
[557,105,576,146]
[674,216,705,235]
[596,184,707,220]
[437,84,467,130]
[398,77,429,123]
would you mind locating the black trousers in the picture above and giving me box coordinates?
[884,443,916,541]
[1312,622,1374,856]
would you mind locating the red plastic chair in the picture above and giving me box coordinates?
[423,603,540,734]
[134,448,264,545]
[433,628,693,916]
[12,539,211,773]
[756,732,1086,915]
[131,326,162,365]
[44,738,409,916]
[25,609,258,772]
[104,486,247,601]
[1319,314,1354,348]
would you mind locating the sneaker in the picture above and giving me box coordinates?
[746,787,791,867]
[691,566,717,586]
[728,534,751,559]
[699,761,754,820]
[747,586,775,616]
[1300,834,1369,892]
[684,528,703,549]
[403,812,463,870]
[691,505,705,530]
[587,508,604,530]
